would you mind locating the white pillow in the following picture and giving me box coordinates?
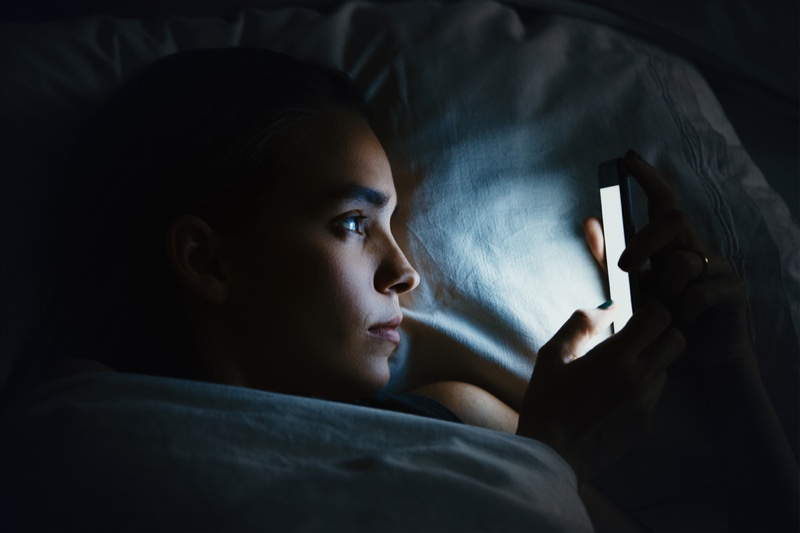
[1,2,796,412]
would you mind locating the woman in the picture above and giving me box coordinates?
[24,48,798,531]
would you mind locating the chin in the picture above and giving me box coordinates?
[339,359,391,401]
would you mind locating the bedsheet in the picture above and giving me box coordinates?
[0,371,591,531]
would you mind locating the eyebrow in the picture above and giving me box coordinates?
[328,184,392,209]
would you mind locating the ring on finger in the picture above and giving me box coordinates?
[685,249,710,281]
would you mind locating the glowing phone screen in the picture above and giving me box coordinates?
[599,159,636,334]
[600,184,633,333]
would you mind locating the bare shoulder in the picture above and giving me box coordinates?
[34,357,115,389]
[410,381,519,433]
[45,357,116,378]
[8,357,116,400]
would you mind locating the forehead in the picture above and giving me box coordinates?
[276,111,395,207]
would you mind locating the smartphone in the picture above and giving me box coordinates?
[598,158,640,334]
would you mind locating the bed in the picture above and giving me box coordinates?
[1,1,797,531]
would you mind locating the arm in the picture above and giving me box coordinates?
[698,357,799,532]
[409,381,519,433]
[618,151,798,531]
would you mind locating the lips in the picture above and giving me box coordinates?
[368,316,402,344]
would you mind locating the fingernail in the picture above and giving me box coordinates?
[597,300,614,309]
[626,149,643,160]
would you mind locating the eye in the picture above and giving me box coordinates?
[335,214,368,235]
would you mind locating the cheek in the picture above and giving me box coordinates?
[324,253,376,320]
[304,241,377,319]
[242,233,376,329]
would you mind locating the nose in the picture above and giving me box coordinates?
[375,238,420,295]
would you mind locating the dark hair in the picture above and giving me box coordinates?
[82,47,370,232]
[24,48,370,384]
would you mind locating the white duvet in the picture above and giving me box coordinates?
[0,372,591,531]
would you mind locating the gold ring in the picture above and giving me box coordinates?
[687,249,709,281]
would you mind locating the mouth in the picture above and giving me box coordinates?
[368,316,402,345]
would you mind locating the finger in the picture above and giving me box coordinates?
[640,372,667,418]
[623,150,675,219]
[590,325,678,413]
[601,299,673,360]
[628,372,668,436]
[583,216,606,271]
[618,209,704,272]
[583,372,668,474]
[540,306,619,365]
[677,275,747,325]
[618,371,668,434]
[636,326,686,379]
[659,252,732,302]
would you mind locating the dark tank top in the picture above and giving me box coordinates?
[356,393,463,423]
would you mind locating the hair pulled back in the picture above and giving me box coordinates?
[30,48,370,383]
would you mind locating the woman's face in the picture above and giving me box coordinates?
[216,110,419,400]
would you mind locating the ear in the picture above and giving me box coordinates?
[583,216,606,272]
[165,215,229,304]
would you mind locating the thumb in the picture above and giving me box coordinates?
[583,216,606,271]
[540,302,618,365]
